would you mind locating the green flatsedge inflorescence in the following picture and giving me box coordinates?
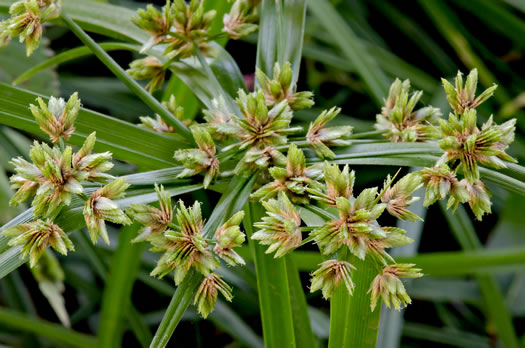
[223,0,259,40]
[375,78,441,142]
[4,92,130,269]
[4,0,520,324]
[0,0,61,56]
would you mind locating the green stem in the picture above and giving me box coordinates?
[59,12,193,142]
[328,249,381,348]
[149,270,202,348]
[0,307,97,348]
[244,202,297,348]
[348,130,385,139]
[150,176,255,346]
[285,256,317,348]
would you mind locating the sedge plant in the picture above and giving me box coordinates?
[0,0,523,347]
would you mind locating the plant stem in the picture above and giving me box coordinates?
[59,12,193,142]
[149,270,202,348]
[244,202,297,348]
[150,176,254,346]
[328,248,381,348]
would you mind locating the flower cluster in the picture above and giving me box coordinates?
[2,219,73,267]
[250,159,422,310]
[84,178,131,244]
[310,259,356,299]
[127,190,247,318]
[174,125,219,188]
[375,79,441,142]
[223,0,260,40]
[127,184,173,242]
[9,131,113,217]
[256,62,314,111]
[138,95,193,134]
[253,192,302,257]
[211,90,302,173]
[3,93,130,266]
[309,170,415,262]
[421,69,517,220]
[0,0,61,56]
[369,264,422,311]
[132,0,216,58]
[126,56,166,93]
[30,93,80,143]
[251,144,322,204]
[306,107,353,159]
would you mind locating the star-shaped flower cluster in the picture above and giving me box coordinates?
[375,79,441,142]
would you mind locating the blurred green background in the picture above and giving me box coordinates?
[1,0,525,347]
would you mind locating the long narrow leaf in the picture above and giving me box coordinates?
[440,203,519,348]
[0,307,97,348]
[307,0,389,105]
[238,247,525,276]
[256,0,307,85]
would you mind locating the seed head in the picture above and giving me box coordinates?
[251,143,323,204]
[310,260,356,299]
[26,143,85,217]
[233,146,287,174]
[308,163,355,206]
[174,125,219,188]
[150,201,218,285]
[223,0,259,40]
[420,165,470,207]
[194,273,232,318]
[381,172,423,221]
[127,56,166,93]
[442,69,498,114]
[214,211,246,266]
[311,183,413,262]
[217,90,300,150]
[437,110,517,183]
[127,184,174,242]
[29,93,80,143]
[139,95,192,134]
[460,179,492,221]
[369,264,422,311]
[252,192,302,258]
[2,219,74,267]
[307,107,353,159]
[164,0,216,59]
[132,2,173,52]
[72,132,114,182]
[375,79,441,142]
[256,62,314,111]
[83,178,131,245]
